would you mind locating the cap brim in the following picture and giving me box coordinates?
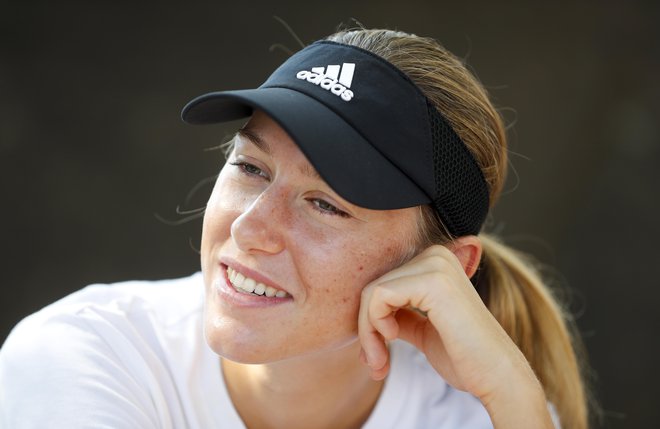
[181,88,430,210]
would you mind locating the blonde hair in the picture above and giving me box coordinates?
[326,29,591,429]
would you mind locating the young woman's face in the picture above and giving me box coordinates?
[201,111,419,363]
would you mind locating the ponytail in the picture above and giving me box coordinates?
[477,234,589,429]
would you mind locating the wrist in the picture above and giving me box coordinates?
[481,361,555,429]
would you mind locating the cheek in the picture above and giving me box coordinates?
[206,171,254,217]
[298,239,401,315]
[340,240,405,284]
[200,176,244,268]
[301,245,405,350]
[201,211,229,265]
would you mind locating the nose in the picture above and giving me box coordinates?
[230,187,288,255]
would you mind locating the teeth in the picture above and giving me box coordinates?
[243,278,256,293]
[226,266,290,298]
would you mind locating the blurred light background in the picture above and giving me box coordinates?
[1,1,658,427]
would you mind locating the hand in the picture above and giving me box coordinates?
[358,243,554,427]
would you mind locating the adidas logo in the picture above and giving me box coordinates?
[295,63,355,101]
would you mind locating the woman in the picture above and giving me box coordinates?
[0,29,589,428]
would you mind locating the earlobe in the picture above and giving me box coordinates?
[449,236,483,279]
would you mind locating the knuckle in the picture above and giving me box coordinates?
[426,271,450,288]
[424,254,451,273]
[360,284,374,300]
[368,284,386,301]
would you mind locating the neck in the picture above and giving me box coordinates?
[222,341,384,429]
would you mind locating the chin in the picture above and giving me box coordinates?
[203,315,285,364]
[203,315,360,365]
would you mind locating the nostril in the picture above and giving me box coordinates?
[230,207,285,255]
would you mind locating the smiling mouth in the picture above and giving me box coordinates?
[227,266,291,298]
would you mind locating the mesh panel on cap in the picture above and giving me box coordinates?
[427,102,489,237]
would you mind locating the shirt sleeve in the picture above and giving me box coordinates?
[0,307,162,429]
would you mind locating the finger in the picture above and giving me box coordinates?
[369,246,461,285]
[373,312,399,341]
[367,283,411,340]
[358,286,390,371]
[369,357,390,381]
[367,274,438,327]
[393,307,428,349]
[361,330,389,371]
[360,278,428,375]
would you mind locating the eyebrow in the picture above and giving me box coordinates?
[237,127,271,155]
[237,126,322,180]
[299,163,322,180]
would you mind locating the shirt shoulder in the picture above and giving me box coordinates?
[0,273,222,429]
[36,272,206,325]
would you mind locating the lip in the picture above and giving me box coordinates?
[215,258,293,307]
[221,258,291,294]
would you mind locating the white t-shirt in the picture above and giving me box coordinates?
[0,273,554,428]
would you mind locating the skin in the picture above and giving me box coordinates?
[201,110,554,429]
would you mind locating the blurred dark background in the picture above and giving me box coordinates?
[1,1,658,427]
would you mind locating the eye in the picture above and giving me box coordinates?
[308,198,350,218]
[229,161,269,180]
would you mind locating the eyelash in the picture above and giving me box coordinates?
[229,160,350,218]
[229,161,269,179]
[307,198,350,218]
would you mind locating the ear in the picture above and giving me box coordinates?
[448,235,482,279]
